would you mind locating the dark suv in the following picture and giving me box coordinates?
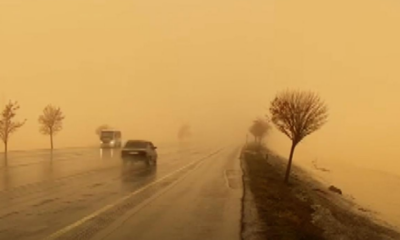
[121,140,158,165]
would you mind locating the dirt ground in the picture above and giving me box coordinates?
[240,144,400,240]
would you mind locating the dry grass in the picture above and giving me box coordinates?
[241,144,400,240]
[242,148,324,240]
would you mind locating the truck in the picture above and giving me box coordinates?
[100,130,122,148]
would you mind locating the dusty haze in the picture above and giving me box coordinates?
[1,0,400,176]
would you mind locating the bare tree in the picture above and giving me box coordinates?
[38,105,65,150]
[178,124,192,141]
[0,101,26,160]
[249,118,270,146]
[96,124,111,136]
[269,90,328,184]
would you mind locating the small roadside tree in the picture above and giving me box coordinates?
[38,105,65,150]
[0,101,26,161]
[269,90,328,184]
[178,124,192,142]
[249,118,270,146]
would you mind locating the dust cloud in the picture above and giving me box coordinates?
[1,0,400,176]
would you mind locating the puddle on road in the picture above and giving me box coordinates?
[90,183,104,188]
[82,193,94,197]
[0,211,19,220]
[32,198,59,207]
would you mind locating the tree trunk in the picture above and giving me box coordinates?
[284,141,297,184]
[4,141,7,165]
[50,132,53,150]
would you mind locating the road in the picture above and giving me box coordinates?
[0,143,243,240]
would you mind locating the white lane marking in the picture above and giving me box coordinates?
[224,170,243,190]
[44,148,224,240]
[92,148,218,240]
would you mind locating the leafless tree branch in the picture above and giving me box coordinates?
[269,90,328,145]
[96,124,112,136]
[38,105,65,149]
[0,101,26,159]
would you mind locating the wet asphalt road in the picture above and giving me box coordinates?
[0,143,242,240]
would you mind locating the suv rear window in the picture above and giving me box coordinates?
[125,141,148,148]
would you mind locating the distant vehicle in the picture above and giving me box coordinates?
[100,130,122,148]
[121,140,158,165]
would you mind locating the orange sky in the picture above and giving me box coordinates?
[1,0,400,174]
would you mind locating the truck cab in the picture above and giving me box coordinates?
[100,130,122,148]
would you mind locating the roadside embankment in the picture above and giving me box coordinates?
[240,144,400,240]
